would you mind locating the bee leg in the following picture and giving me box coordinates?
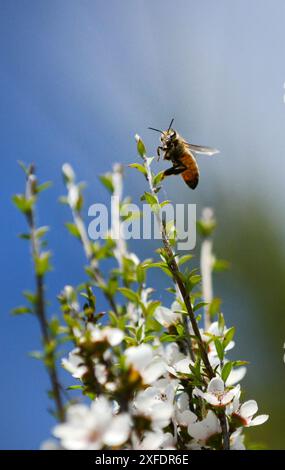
[157,146,163,160]
[163,164,186,178]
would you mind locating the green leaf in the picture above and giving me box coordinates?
[143,191,159,207]
[197,219,216,238]
[129,163,147,176]
[99,174,114,193]
[65,222,81,239]
[136,136,146,157]
[136,324,144,342]
[160,200,171,208]
[29,351,44,360]
[36,181,52,193]
[136,264,146,284]
[118,287,139,303]
[11,306,32,316]
[67,385,84,391]
[213,259,230,272]
[214,338,224,361]
[153,171,165,186]
[160,334,178,343]
[231,360,249,367]
[146,300,161,317]
[218,313,225,332]
[12,194,35,213]
[221,362,233,383]
[176,324,185,337]
[223,327,235,348]
[19,233,31,240]
[178,254,194,266]
[193,301,208,312]
[23,290,37,304]
[35,226,50,239]
[209,297,222,317]
[17,160,29,175]
[35,251,52,276]
[143,335,155,343]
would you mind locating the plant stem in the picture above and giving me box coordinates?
[143,154,230,450]
[219,411,230,450]
[71,208,119,315]
[26,170,65,422]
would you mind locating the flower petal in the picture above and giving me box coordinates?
[207,377,224,394]
[239,400,258,419]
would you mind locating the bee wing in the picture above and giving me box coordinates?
[185,142,219,156]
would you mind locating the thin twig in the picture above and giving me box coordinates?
[26,168,65,422]
[142,153,230,450]
[70,201,119,315]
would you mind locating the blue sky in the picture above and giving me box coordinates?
[1,0,285,448]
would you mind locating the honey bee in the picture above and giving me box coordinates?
[149,119,219,189]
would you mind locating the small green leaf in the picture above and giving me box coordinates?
[35,226,50,239]
[214,338,224,361]
[29,351,44,360]
[12,194,35,213]
[153,171,165,186]
[99,174,114,193]
[193,302,208,312]
[11,306,32,316]
[209,298,222,317]
[129,163,147,176]
[178,254,194,266]
[17,160,29,175]
[223,327,235,348]
[35,251,52,276]
[23,291,37,304]
[143,192,159,206]
[65,222,81,239]
[118,287,139,303]
[218,312,225,332]
[160,200,171,208]
[136,136,146,157]
[197,218,216,237]
[221,362,233,383]
[36,181,52,193]
[67,385,84,391]
[160,334,178,342]
[213,259,230,272]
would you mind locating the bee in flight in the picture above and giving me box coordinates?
[149,119,219,189]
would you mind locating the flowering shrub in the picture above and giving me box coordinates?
[13,136,268,450]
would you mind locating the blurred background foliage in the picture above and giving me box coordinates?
[1,0,285,448]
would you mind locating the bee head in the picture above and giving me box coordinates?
[160,128,177,146]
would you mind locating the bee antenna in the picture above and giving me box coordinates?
[167,118,174,131]
[148,127,163,133]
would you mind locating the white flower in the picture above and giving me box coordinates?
[194,377,239,407]
[53,397,130,450]
[133,431,176,450]
[133,386,173,430]
[62,348,86,379]
[226,366,247,386]
[187,410,221,444]
[204,322,235,359]
[164,343,193,377]
[154,306,181,328]
[77,325,124,347]
[230,429,245,450]
[175,392,197,428]
[125,344,166,384]
[232,400,269,427]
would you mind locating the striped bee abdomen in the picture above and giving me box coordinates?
[180,152,199,190]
